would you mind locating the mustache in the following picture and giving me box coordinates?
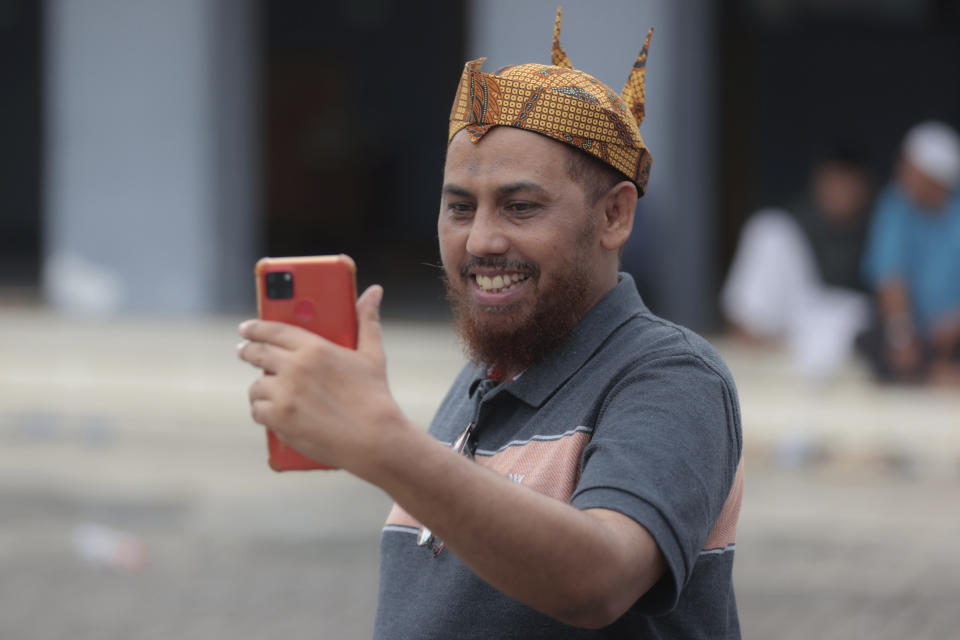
[459,256,540,278]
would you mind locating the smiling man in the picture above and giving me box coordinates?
[440,126,625,382]
[238,9,742,639]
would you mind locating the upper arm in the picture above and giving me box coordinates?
[571,353,741,616]
[583,507,667,619]
[864,192,906,288]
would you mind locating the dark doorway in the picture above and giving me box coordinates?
[261,0,466,318]
[717,0,960,279]
[0,0,43,296]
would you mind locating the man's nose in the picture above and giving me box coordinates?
[466,209,510,256]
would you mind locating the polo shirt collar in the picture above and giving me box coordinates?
[493,272,648,408]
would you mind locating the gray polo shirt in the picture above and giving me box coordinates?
[375,273,743,639]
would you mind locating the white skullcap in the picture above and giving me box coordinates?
[902,120,960,189]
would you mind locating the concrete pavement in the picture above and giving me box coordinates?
[1,307,958,639]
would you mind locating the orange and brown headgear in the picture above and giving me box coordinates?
[448,7,653,195]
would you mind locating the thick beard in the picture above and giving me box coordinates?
[443,254,594,378]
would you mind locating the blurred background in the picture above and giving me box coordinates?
[2,0,959,638]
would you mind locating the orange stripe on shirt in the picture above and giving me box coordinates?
[385,431,742,555]
[473,430,591,501]
[702,458,744,551]
[385,502,422,529]
[384,430,591,528]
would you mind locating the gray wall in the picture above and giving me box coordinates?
[43,0,258,315]
[40,0,717,327]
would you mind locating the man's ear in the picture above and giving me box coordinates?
[599,181,638,251]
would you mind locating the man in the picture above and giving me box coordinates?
[722,148,874,379]
[238,9,742,638]
[861,120,960,385]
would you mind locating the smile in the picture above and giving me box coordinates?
[473,272,530,294]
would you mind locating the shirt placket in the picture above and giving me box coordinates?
[416,377,497,555]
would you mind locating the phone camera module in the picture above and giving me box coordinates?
[265,271,294,299]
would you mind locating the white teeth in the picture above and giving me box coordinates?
[475,273,528,293]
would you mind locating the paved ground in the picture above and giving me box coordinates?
[1,307,958,639]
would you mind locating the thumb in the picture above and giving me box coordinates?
[356,284,384,359]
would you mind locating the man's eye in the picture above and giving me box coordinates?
[447,202,474,217]
[506,202,538,215]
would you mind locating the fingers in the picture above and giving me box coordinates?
[250,398,274,427]
[356,284,384,360]
[237,339,288,373]
[248,374,275,402]
[248,375,280,426]
[238,319,313,350]
[237,318,324,372]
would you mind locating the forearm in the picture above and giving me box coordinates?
[877,279,912,328]
[878,280,960,359]
[876,280,921,374]
[931,309,960,359]
[354,420,664,628]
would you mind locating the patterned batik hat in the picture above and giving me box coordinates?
[448,7,653,195]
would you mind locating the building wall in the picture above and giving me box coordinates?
[43,0,257,314]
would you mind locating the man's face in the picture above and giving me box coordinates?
[897,157,952,213]
[438,127,611,376]
[811,161,870,227]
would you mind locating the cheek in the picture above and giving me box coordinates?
[437,223,463,270]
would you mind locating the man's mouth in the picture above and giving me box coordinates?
[472,272,530,294]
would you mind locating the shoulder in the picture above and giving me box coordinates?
[871,185,913,223]
[587,310,742,448]
[950,192,960,222]
[602,309,735,388]
[565,275,739,409]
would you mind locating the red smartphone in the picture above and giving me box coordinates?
[254,255,358,471]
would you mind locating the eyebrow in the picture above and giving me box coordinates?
[497,181,548,196]
[442,184,473,198]
[441,181,548,198]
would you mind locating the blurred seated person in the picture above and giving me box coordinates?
[861,121,960,386]
[721,148,873,379]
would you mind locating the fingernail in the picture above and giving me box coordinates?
[238,320,253,335]
[236,340,248,355]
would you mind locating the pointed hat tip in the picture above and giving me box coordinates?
[551,6,573,68]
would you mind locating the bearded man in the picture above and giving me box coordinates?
[238,9,743,638]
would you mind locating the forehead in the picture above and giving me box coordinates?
[444,127,570,183]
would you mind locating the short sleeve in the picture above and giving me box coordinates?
[570,354,740,615]
[862,188,907,288]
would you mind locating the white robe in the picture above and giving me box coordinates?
[721,208,870,380]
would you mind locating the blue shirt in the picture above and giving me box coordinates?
[863,185,960,335]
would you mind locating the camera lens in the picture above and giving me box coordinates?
[265,271,294,299]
